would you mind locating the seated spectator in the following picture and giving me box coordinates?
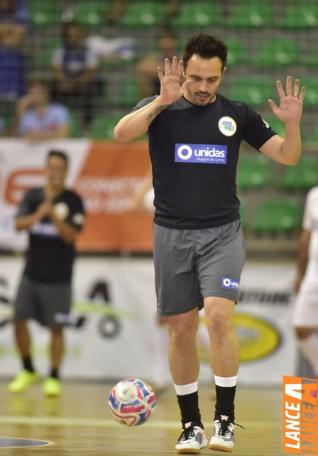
[16,80,70,141]
[51,21,103,128]
[136,27,178,98]
[0,0,28,98]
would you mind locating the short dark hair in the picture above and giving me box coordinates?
[183,34,227,70]
[47,150,69,166]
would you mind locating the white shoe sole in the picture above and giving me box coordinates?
[176,437,207,454]
[176,448,201,454]
[209,439,234,453]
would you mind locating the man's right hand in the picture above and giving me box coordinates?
[157,56,191,106]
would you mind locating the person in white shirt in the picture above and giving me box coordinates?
[294,186,318,376]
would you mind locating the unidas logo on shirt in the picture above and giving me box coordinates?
[175,144,228,165]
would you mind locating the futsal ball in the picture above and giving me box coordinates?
[108,378,157,426]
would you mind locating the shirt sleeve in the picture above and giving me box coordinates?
[303,190,314,230]
[16,189,34,217]
[242,105,277,150]
[53,105,70,126]
[67,194,86,232]
[18,112,32,135]
[15,1,29,24]
[132,96,157,112]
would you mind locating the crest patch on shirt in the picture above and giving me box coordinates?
[218,116,237,137]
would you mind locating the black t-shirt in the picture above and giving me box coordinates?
[134,93,276,229]
[17,187,85,284]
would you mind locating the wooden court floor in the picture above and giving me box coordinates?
[0,381,284,455]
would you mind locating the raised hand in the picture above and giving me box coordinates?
[268,76,305,125]
[157,56,190,105]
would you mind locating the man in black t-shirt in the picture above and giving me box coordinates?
[114,34,305,453]
[8,150,85,397]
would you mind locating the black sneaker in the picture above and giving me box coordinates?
[175,422,208,454]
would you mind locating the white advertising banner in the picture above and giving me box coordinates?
[0,257,297,385]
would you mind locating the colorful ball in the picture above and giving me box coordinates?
[108,378,157,426]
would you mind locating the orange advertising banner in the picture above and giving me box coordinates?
[74,141,153,252]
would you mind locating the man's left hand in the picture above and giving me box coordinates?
[268,76,305,126]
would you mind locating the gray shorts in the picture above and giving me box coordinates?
[14,275,72,327]
[154,220,246,316]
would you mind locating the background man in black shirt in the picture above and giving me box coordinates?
[114,34,305,453]
[8,150,85,397]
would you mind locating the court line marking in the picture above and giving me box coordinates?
[0,436,53,449]
[0,416,279,429]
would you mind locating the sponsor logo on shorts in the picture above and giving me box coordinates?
[221,277,239,289]
[218,116,237,137]
[175,144,228,165]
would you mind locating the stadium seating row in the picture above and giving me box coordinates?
[238,155,318,192]
[241,198,303,235]
[28,1,318,29]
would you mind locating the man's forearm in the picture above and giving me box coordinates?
[50,213,77,244]
[279,123,301,165]
[114,96,168,143]
[15,214,38,231]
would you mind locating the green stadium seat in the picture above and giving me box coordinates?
[277,4,318,28]
[29,0,61,26]
[228,77,272,107]
[250,199,302,234]
[301,78,318,107]
[265,117,285,137]
[312,126,318,144]
[114,77,140,107]
[226,39,247,66]
[280,156,318,191]
[172,2,222,27]
[69,112,82,138]
[227,2,274,27]
[253,38,299,67]
[73,1,108,27]
[32,37,59,68]
[89,114,122,140]
[238,154,271,191]
[118,2,165,27]
[302,48,318,67]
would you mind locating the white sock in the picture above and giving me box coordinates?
[174,381,198,396]
[298,332,318,375]
[214,375,238,387]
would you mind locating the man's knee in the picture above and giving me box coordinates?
[167,309,199,345]
[205,298,235,339]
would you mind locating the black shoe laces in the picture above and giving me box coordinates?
[219,419,233,438]
[178,426,196,442]
[217,419,245,438]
